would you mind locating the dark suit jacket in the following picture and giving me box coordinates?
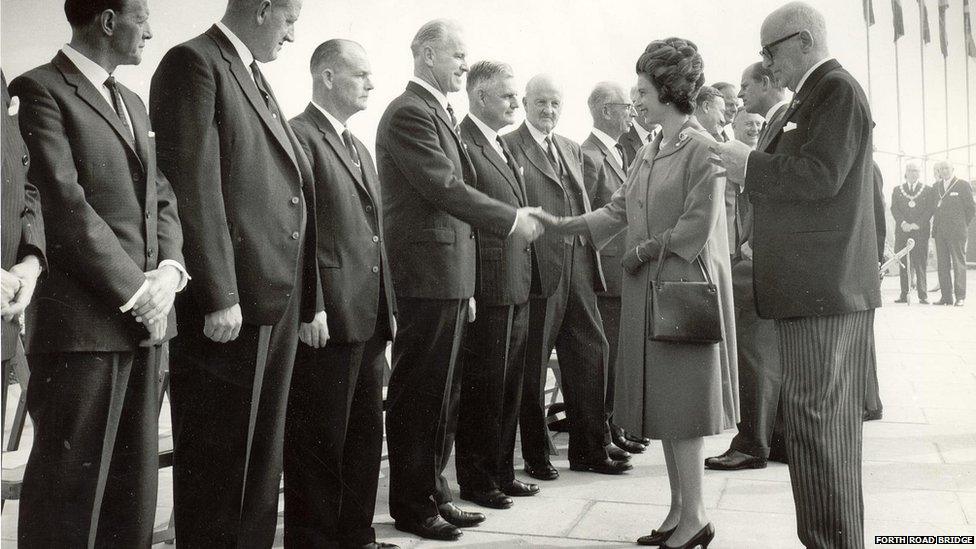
[376,81,517,300]
[458,116,532,306]
[2,72,46,360]
[11,53,183,352]
[932,177,976,242]
[890,182,936,237]
[744,59,880,319]
[617,125,643,170]
[289,104,395,343]
[150,25,318,326]
[582,133,626,296]
[504,123,606,298]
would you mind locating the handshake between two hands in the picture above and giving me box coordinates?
[514,207,589,242]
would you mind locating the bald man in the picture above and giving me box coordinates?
[582,82,648,456]
[504,75,630,480]
[932,161,974,306]
[711,3,880,547]
[150,1,321,545]
[283,40,397,549]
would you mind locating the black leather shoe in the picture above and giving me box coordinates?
[606,444,632,461]
[662,523,714,549]
[637,527,675,546]
[524,461,559,480]
[569,458,632,474]
[612,435,646,454]
[704,448,766,470]
[501,479,539,497]
[437,502,486,528]
[611,421,650,445]
[459,488,513,509]
[394,516,461,541]
[351,543,400,549]
[919,297,929,304]
[894,296,908,303]
[863,408,883,421]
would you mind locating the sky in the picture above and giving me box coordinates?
[2,0,975,191]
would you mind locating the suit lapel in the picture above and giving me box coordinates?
[406,82,474,176]
[207,26,299,174]
[120,87,150,173]
[461,117,522,204]
[517,123,560,187]
[554,135,588,211]
[759,103,790,153]
[356,138,382,210]
[53,52,141,167]
[586,134,626,181]
[305,104,366,189]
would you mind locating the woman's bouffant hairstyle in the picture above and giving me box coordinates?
[635,37,705,115]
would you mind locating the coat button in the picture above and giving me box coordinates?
[147,248,154,258]
[291,196,300,205]
[469,234,475,239]
[21,154,29,166]
[371,266,379,273]
[291,231,300,240]
[365,205,373,212]
[372,235,379,243]
[525,247,531,252]
[145,212,151,219]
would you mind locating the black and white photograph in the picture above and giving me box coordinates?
[1,0,975,547]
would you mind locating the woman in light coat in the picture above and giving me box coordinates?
[534,38,738,549]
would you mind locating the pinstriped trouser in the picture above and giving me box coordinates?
[778,309,874,549]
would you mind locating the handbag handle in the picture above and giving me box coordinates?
[652,232,714,286]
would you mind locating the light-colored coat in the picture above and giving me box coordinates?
[582,120,739,439]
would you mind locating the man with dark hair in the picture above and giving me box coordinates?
[378,20,544,541]
[454,60,540,512]
[283,39,398,549]
[150,0,322,546]
[582,81,647,457]
[11,0,186,545]
[693,85,728,142]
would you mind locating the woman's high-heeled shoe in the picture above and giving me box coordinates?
[661,523,714,549]
[636,527,675,546]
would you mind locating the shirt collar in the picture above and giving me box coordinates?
[409,76,450,111]
[590,128,620,152]
[525,120,551,147]
[795,57,833,95]
[468,113,499,144]
[764,99,791,123]
[61,44,111,93]
[311,101,346,135]
[632,123,651,143]
[216,22,255,67]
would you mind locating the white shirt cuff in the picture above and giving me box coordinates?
[507,212,519,236]
[118,261,190,313]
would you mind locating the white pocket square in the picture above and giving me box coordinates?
[783,121,798,132]
[148,130,156,138]
[7,96,19,116]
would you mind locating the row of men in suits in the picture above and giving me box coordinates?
[890,160,975,307]
[2,2,652,546]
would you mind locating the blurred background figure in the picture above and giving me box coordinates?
[931,160,975,307]
[890,162,936,304]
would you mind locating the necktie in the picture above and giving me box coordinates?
[104,76,133,139]
[496,136,510,165]
[250,61,287,131]
[614,143,626,169]
[342,128,362,168]
[545,135,562,176]
[446,103,458,130]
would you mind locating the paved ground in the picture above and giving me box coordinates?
[3,271,975,548]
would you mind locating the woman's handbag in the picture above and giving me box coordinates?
[648,236,723,344]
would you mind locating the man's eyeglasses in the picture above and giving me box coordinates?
[604,102,633,111]
[760,31,801,61]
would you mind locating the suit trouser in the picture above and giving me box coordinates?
[896,231,929,300]
[456,301,529,491]
[283,311,388,548]
[520,242,609,465]
[386,297,468,522]
[596,295,621,445]
[169,284,303,548]
[778,309,874,549]
[19,349,158,548]
[728,259,785,459]
[935,235,968,302]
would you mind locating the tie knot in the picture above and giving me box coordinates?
[105,75,117,88]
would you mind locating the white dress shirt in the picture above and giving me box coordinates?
[794,57,834,94]
[764,99,792,125]
[215,22,256,82]
[409,76,451,112]
[590,128,623,168]
[632,123,651,143]
[312,101,346,135]
[525,120,553,149]
[468,113,505,159]
[60,45,192,311]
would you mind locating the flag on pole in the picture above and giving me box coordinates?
[965,0,976,57]
[893,0,906,41]
[939,0,950,56]
[918,0,931,44]
[865,0,876,24]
